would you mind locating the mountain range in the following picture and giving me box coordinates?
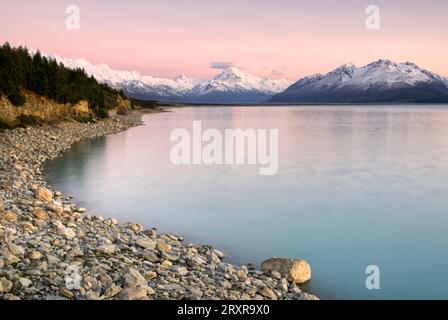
[36,50,448,104]
[41,51,292,103]
[271,60,448,103]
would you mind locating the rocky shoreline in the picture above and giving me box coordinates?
[0,111,318,300]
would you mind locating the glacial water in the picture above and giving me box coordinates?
[44,106,448,299]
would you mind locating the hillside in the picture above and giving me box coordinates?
[0,43,132,128]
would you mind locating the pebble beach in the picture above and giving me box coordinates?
[0,111,317,300]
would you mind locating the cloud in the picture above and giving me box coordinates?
[271,69,283,76]
[210,62,234,69]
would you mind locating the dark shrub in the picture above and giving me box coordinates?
[17,114,43,127]
[7,92,26,106]
[117,108,128,116]
[0,119,13,129]
[95,107,109,119]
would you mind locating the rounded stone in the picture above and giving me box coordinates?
[261,257,312,284]
[34,209,49,220]
[35,186,53,202]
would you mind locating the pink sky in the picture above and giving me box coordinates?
[0,0,447,80]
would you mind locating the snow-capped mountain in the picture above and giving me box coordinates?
[272,60,448,103]
[33,50,292,103]
[32,50,447,103]
[42,53,202,101]
[188,67,293,103]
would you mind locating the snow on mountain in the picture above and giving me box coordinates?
[288,60,445,91]
[272,59,448,103]
[190,67,291,95]
[30,50,445,103]
[42,53,202,100]
[31,50,291,102]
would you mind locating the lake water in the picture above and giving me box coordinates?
[44,106,448,299]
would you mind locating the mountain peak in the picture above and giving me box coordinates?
[339,62,356,69]
[175,74,199,82]
[215,66,247,80]
[367,59,398,68]
[332,62,356,75]
[188,66,293,102]
[175,74,189,81]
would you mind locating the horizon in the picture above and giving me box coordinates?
[0,0,447,80]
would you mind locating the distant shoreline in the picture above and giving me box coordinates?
[152,101,448,107]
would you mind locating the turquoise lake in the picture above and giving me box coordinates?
[44,106,448,299]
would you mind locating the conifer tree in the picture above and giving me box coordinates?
[0,43,119,115]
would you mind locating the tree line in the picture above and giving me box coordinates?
[0,42,122,116]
